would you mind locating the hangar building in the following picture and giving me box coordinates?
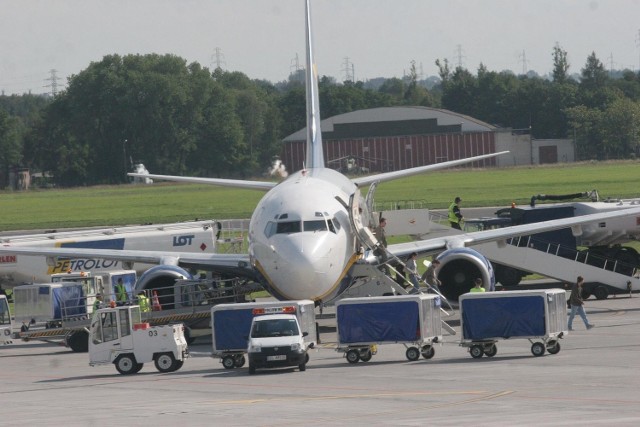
[282,106,574,173]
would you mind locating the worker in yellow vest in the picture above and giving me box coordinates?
[448,197,464,230]
[137,291,151,312]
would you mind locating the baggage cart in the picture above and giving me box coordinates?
[211,300,316,369]
[459,289,567,358]
[336,294,442,364]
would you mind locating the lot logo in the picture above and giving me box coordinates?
[173,235,195,247]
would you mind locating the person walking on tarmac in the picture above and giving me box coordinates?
[115,278,128,306]
[568,276,595,331]
[137,291,151,313]
[448,197,464,230]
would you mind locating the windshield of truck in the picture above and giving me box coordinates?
[250,318,300,338]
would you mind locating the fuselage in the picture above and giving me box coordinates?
[248,168,359,301]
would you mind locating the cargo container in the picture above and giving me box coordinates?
[336,294,442,363]
[459,289,567,358]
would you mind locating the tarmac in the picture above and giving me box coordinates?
[2,292,640,426]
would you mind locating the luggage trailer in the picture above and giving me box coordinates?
[459,289,567,358]
[335,294,443,364]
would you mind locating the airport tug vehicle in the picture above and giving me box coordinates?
[211,300,316,374]
[89,304,188,374]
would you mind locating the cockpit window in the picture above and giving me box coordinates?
[304,220,327,232]
[276,221,301,234]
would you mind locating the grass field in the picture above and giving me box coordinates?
[1,160,639,231]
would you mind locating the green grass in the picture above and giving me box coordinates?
[1,160,639,231]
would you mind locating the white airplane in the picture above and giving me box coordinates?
[2,0,640,303]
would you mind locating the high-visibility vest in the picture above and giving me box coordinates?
[115,283,127,302]
[448,202,460,224]
[137,295,150,312]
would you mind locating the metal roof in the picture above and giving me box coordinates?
[283,106,496,142]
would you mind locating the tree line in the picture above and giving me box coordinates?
[1,45,639,187]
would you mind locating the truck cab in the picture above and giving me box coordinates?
[0,295,12,345]
[89,305,188,375]
[247,309,309,375]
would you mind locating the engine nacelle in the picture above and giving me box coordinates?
[435,247,495,300]
[134,265,192,310]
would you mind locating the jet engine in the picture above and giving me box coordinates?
[435,248,495,300]
[134,265,192,310]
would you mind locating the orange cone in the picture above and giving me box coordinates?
[152,290,162,311]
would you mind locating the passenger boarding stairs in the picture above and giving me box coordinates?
[473,236,640,298]
[340,190,456,335]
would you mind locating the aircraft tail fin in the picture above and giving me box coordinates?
[304,0,324,169]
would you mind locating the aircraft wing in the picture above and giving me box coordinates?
[387,206,640,259]
[352,151,509,187]
[127,173,277,191]
[0,246,254,276]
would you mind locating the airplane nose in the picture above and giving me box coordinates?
[265,234,335,300]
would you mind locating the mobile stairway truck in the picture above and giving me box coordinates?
[459,289,567,358]
[211,300,316,371]
[335,294,442,364]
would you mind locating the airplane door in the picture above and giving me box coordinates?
[348,190,380,251]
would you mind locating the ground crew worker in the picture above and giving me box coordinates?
[448,197,464,230]
[470,278,485,293]
[93,294,104,311]
[137,291,151,312]
[115,278,128,305]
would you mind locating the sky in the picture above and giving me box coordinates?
[2,0,640,96]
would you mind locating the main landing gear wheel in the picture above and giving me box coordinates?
[421,345,435,359]
[346,349,360,364]
[484,344,498,357]
[547,341,561,355]
[405,346,420,361]
[470,345,484,359]
[155,353,178,373]
[115,354,138,375]
[222,355,236,369]
[531,342,546,357]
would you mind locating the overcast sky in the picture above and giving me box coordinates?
[2,0,640,96]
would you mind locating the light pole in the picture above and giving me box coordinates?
[123,139,128,175]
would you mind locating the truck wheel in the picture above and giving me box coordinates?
[67,330,89,353]
[593,286,609,300]
[305,353,310,364]
[154,353,177,373]
[173,360,184,371]
[133,363,144,373]
[346,349,360,364]
[115,354,138,375]
[248,365,256,375]
[531,342,545,357]
[234,355,246,368]
[222,355,236,369]
[406,346,420,361]
[421,345,435,359]
[299,363,306,372]
[470,345,484,359]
